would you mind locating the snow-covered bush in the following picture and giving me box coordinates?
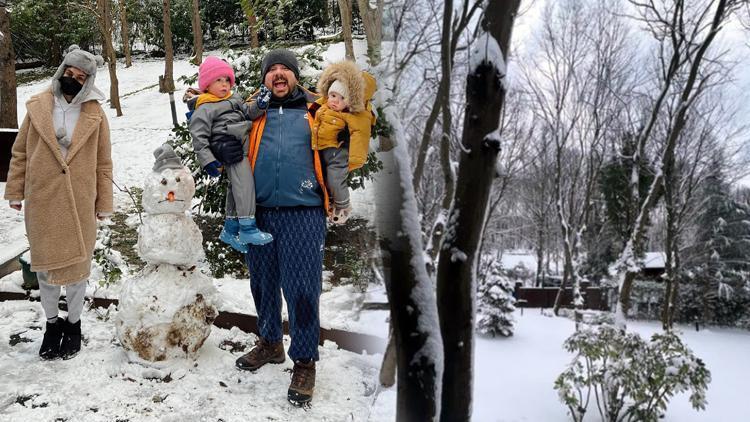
[678,269,750,328]
[93,225,125,288]
[554,324,711,422]
[476,257,516,337]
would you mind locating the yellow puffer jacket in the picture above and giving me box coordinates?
[312,61,377,171]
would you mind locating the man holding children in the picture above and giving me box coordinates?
[192,48,375,406]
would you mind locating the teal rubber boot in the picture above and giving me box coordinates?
[219,219,249,253]
[238,217,273,246]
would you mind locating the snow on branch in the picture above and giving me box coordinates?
[470,31,507,80]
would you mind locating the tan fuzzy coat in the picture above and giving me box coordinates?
[313,61,377,171]
[4,90,113,285]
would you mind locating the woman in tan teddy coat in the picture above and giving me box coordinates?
[4,45,113,360]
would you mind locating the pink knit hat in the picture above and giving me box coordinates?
[198,56,235,92]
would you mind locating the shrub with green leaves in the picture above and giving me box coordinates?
[554,324,711,422]
[93,225,125,288]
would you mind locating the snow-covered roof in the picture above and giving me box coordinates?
[500,252,537,273]
[642,252,666,269]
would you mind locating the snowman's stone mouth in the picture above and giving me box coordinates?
[158,198,185,203]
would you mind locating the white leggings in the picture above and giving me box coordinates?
[37,272,87,324]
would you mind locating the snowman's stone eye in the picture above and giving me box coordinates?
[161,178,167,185]
[176,177,181,183]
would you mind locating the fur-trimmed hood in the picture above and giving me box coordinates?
[316,61,376,113]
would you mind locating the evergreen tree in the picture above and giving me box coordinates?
[476,257,516,337]
[683,154,750,325]
[599,134,656,252]
[10,0,98,65]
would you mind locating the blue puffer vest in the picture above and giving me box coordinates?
[252,88,324,208]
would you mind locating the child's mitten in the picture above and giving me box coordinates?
[204,161,222,178]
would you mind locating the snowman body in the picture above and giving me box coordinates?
[116,162,218,363]
[137,167,204,265]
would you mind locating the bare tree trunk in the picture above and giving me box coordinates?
[239,0,259,48]
[436,1,520,420]
[413,95,443,191]
[0,3,18,128]
[159,0,179,127]
[119,0,132,67]
[337,0,355,60]
[661,156,679,330]
[190,0,203,65]
[375,140,440,421]
[162,0,175,92]
[248,13,259,48]
[97,0,123,116]
[412,0,485,193]
[616,0,733,326]
[356,0,382,64]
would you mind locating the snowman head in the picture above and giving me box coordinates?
[142,144,195,214]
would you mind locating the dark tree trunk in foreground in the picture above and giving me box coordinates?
[375,142,440,422]
[0,3,18,128]
[436,1,520,421]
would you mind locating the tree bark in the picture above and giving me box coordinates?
[356,0,382,64]
[119,0,132,67]
[248,13,259,48]
[337,0,355,60]
[661,154,679,330]
[375,141,440,421]
[162,0,176,93]
[97,0,123,116]
[436,1,520,420]
[190,0,203,65]
[0,4,18,128]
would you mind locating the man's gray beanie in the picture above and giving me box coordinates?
[152,144,184,173]
[51,45,106,104]
[261,49,300,81]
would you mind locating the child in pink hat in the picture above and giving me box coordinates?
[188,56,273,250]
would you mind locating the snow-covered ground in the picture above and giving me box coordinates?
[473,311,750,422]
[0,300,382,422]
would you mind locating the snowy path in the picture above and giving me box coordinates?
[0,300,382,421]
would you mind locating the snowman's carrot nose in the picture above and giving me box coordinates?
[167,191,175,202]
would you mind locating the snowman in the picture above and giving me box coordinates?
[115,144,218,363]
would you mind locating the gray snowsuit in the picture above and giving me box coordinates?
[189,93,264,218]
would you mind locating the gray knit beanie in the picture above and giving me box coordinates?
[261,49,300,81]
[152,144,184,173]
[51,45,106,104]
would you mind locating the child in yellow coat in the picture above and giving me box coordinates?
[311,61,377,224]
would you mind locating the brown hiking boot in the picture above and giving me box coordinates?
[287,360,316,406]
[235,337,285,371]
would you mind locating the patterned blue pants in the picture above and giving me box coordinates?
[245,206,326,361]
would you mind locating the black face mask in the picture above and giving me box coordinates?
[59,76,83,96]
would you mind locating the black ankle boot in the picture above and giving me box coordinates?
[39,318,64,360]
[60,318,82,359]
